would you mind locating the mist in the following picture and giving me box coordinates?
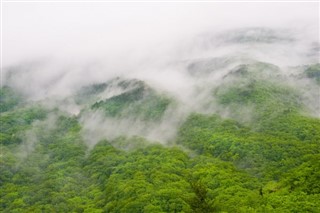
[3,2,318,65]
[2,2,319,146]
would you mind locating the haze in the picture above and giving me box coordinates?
[2,2,318,67]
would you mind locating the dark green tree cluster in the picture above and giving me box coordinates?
[91,83,172,121]
[305,63,320,84]
[0,86,22,113]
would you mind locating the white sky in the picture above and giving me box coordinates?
[2,2,319,66]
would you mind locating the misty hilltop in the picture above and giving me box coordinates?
[1,22,320,213]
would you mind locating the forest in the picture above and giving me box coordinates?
[1,59,319,212]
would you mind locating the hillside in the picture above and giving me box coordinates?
[1,27,319,212]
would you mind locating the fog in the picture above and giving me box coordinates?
[2,2,319,146]
[3,2,318,66]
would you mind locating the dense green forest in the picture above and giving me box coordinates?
[1,61,319,212]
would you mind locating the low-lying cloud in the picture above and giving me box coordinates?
[2,2,319,146]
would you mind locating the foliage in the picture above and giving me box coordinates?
[0,86,22,113]
[92,84,172,121]
[0,107,47,145]
[305,63,320,84]
[1,69,319,212]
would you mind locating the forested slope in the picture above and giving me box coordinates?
[1,66,319,212]
[1,27,319,212]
